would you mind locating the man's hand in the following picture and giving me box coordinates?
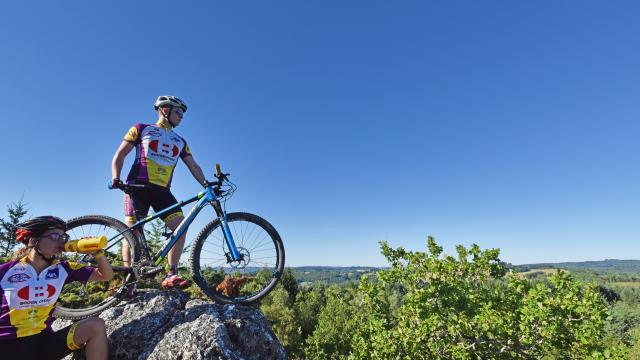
[111,178,123,189]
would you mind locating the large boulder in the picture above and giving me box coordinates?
[55,289,286,360]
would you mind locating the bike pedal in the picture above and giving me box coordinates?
[140,266,164,277]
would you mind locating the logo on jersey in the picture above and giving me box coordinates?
[17,284,56,300]
[68,262,86,270]
[124,127,139,142]
[149,140,180,158]
[14,263,27,271]
[45,268,59,280]
[8,273,30,283]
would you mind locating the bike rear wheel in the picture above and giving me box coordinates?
[54,215,139,320]
[190,212,285,304]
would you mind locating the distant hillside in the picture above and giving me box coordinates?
[292,266,382,271]
[516,259,640,274]
[290,266,382,285]
[289,260,640,285]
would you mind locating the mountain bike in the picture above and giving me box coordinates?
[55,164,285,320]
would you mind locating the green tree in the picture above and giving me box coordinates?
[0,199,29,258]
[626,325,640,360]
[260,286,303,356]
[343,237,626,359]
[255,267,305,357]
[296,237,627,359]
[294,284,327,341]
[280,267,299,302]
[144,218,190,270]
[304,285,364,359]
[144,218,167,255]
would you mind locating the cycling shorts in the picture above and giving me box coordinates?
[0,322,81,359]
[124,184,183,224]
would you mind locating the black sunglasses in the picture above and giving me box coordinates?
[41,233,70,243]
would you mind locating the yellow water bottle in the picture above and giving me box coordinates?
[65,236,108,253]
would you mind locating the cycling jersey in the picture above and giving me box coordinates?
[0,258,94,339]
[124,121,192,188]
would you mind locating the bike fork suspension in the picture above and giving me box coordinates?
[220,214,242,261]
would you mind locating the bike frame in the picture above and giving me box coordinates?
[105,185,242,266]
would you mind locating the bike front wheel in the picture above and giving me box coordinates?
[190,212,285,304]
[55,215,139,320]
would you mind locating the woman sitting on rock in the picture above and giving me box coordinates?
[0,216,113,360]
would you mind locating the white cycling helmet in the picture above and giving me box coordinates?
[154,95,188,112]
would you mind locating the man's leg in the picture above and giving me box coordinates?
[73,317,108,360]
[122,192,147,296]
[122,190,150,264]
[149,187,190,288]
[121,227,134,267]
[122,193,137,267]
[166,215,186,270]
[121,221,141,266]
[161,213,190,288]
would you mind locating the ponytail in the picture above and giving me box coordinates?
[11,246,30,261]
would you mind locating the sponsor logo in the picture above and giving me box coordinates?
[125,127,139,141]
[149,140,179,158]
[149,140,159,153]
[45,268,59,280]
[17,284,56,300]
[7,273,30,283]
[68,262,86,270]
[13,264,27,271]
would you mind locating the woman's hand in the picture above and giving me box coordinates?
[88,250,114,282]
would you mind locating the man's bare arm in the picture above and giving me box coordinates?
[112,141,134,180]
[182,155,207,185]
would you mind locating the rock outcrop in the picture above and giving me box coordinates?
[55,289,286,360]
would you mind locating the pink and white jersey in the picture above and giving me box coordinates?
[0,258,94,339]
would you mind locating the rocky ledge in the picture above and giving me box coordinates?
[55,290,286,360]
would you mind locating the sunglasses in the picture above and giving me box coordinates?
[41,233,70,243]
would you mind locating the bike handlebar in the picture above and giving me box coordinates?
[108,182,149,191]
[109,164,230,191]
[214,163,230,181]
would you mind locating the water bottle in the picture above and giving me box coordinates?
[65,236,108,253]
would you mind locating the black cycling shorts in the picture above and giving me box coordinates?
[124,184,183,223]
[0,323,78,359]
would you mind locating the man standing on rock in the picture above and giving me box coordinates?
[111,95,208,290]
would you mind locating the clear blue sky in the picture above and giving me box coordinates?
[1,1,638,266]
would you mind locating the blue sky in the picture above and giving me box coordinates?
[1,1,638,266]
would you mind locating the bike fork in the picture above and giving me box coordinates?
[211,197,241,262]
[220,213,242,261]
